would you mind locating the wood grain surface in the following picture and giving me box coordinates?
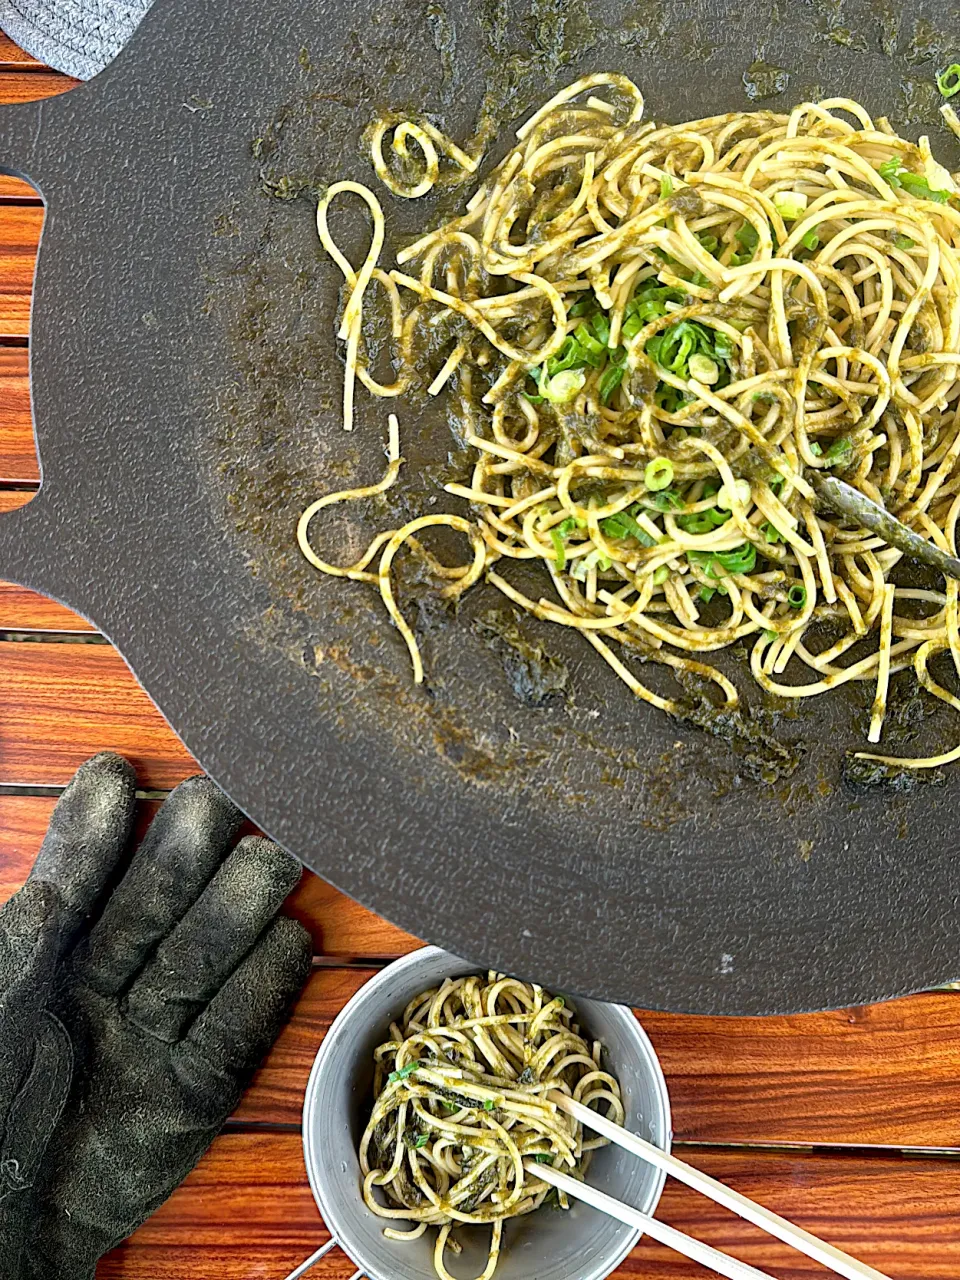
[0,203,41,336]
[0,33,45,67]
[2,37,960,1280]
[0,347,38,480]
[0,642,196,786]
[98,1134,960,1279]
[0,70,78,103]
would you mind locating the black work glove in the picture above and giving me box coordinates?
[0,883,72,1279]
[19,753,313,1280]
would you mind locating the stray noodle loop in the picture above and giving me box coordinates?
[303,74,960,770]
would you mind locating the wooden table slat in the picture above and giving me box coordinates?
[0,203,42,337]
[0,642,196,787]
[0,69,79,101]
[0,33,46,67]
[0,175,41,200]
[98,1134,960,1279]
[0,346,39,481]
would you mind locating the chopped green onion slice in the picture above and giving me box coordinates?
[879,156,951,202]
[653,564,670,585]
[568,293,596,317]
[542,369,586,404]
[825,436,853,464]
[787,583,807,608]
[714,543,757,574]
[532,1153,555,1164]
[599,362,626,404]
[698,585,716,603]
[899,171,950,203]
[645,488,684,511]
[894,234,915,250]
[551,527,566,571]
[484,1099,495,1111]
[774,190,809,220]
[800,229,820,251]
[414,1133,430,1148]
[736,222,760,250]
[809,442,823,456]
[573,324,607,363]
[388,1061,421,1084]
[717,478,751,510]
[762,521,785,544]
[712,331,735,359]
[763,628,777,642]
[660,174,674,198]
[677,507,730,534]
[571,549,612,581]
[688,352,720,383]
[600,511,655,546]
[644,457,675,491]
[938,64,960,99]
[591,310,611,345]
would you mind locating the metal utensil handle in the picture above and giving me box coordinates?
[281,1236,367,1280]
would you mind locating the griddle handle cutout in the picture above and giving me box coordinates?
[0,98,50,196]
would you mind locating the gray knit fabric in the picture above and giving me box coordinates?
[0,0,154,80]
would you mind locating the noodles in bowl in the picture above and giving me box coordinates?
[300,73,960,772]
[359,972,624,1280]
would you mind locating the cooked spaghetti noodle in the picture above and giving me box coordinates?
[300,73,960,769]
[359,973,623,1280]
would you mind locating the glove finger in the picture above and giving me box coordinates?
[28,752,136,940]
[78,775,244,998]
[0,1010,72,1195]
[177,914,311,1086]
[0,882,62,1113]
[125,837,302,1042]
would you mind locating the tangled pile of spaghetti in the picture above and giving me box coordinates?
[359,973,623,1280]
[299,72,960,768]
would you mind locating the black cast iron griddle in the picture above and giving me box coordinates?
[0,0,958,1015]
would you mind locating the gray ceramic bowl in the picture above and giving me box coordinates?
[302,947,672,1280]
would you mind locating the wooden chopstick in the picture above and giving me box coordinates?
[552,1092,893,1280]
[524,1160,780,1280]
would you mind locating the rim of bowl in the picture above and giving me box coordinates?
[302,946,673,1280]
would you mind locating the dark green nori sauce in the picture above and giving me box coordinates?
[473,608,570,707]
[743,60,791,101]
[842,755,946,790]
